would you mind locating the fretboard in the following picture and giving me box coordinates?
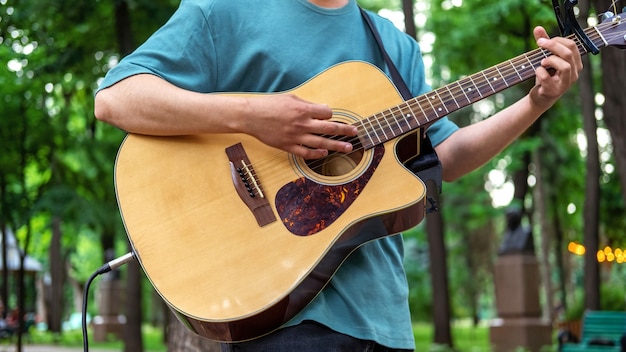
[356,22,610,149]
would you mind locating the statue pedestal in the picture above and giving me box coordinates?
[489,254,552,352]
[92,280,126,341]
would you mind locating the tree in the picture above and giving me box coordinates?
[167,314,221,352]
[578,0,601,313]
[399,0,455,347]
[1,1,175,351]
[593,1,626,204]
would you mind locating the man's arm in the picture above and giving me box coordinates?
[435,26,583,181]
[94,74,357,160]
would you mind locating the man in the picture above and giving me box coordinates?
[94,0,582,350]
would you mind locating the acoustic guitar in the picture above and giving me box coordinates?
[114,14,626,342]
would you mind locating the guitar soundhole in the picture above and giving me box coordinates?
[306,149,364,177]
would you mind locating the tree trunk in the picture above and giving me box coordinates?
[166,312,221,352]
[551,191,568,312]
[112,1,144,349]
[402,0,416,39]
[425,180,453,347]
[115,0,135,57]
[533,151,555,320]
[1,175,9,321]
[581,53,601,311]
[48,216,65,334]
[400,0,454,346]
[599,46,626,203]
[124,247,144,352]
[580,0,602,311]
[0,224,7,320]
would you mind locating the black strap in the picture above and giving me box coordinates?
[359,8,413,101]
[551,0,599,54]
[360,8,443,199]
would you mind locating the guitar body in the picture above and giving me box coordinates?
[115,61,427,342]
[113,13,626,343]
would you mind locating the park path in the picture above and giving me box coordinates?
[0,346,114,352]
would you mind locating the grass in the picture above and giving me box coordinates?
[0,325,166,352]
[414,321,492,351]
[413,321,559,352]
[0,321,558,351]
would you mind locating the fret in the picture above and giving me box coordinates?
[524,55,534,70]
[516,57,532,80]
[433,89,450,114]
[518,59,529,72]
[377,112,390,140]
[485,66,508,93]
[455,81,470,106]
[481,70,496,93]
[508,59,523,81]
[445,85,461,109]
[410,102,429,126]
[494,65,510,88]
[524,54,536,73]
[387,106,403,135]
[404,103,420,130]
[593,26,608,46]
[468,75,484,99]
[357,120,375,149]
[422,93,438,119]
[415,97,430,122]
[457,77,480,105]
[366,114,382,144]
[400,102,414,129]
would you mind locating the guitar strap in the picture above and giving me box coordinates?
[360,8,443,205]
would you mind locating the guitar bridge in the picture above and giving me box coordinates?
[225,143,276,227]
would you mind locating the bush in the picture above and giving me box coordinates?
[565,284,626,320]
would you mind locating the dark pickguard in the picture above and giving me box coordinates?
[275,145,384,236]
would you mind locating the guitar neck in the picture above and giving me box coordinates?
[356,24,606,149]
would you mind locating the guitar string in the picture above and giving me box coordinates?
[339,28,598,154]
[249,19,623,193]
[243,46,552,183]
[241,33,594,196]
[358,29,597,149]
[367,18,622,143]
[240,21,618,195]
[309,37,588,168]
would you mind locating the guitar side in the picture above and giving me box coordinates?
[114,61,427,342]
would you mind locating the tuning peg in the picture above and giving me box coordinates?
[601,11,614,22]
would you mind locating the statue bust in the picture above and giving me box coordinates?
[498,207,535,256]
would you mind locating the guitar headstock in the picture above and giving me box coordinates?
[598,11,626,49]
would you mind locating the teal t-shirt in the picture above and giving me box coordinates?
[98,0,458,348]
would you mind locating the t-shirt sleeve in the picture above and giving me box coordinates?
[425,117,458,146]
[97,0,217,94]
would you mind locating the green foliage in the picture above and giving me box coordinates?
[0,0,179,336]
[13,324,166,351]
[565,282,626,320]
[402,0,617,328]
[413,321,492,351]
[1,0,623,347]
[404,229,434,320]
[359,0,401,12]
